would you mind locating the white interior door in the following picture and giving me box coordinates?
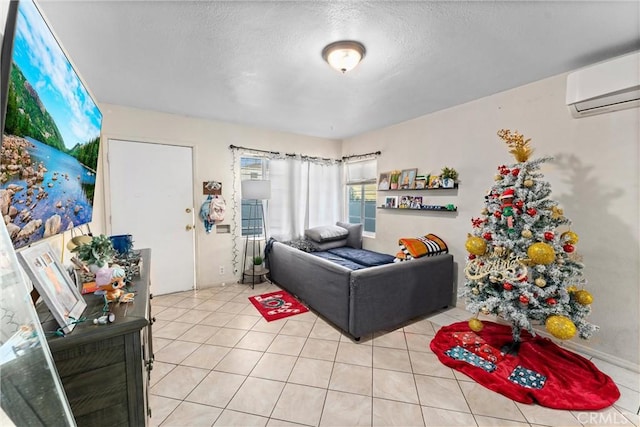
[108,139,195,295]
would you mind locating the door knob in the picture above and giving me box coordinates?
[186,224,194,231]
[185,208,192,213]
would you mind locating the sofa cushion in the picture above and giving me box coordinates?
[327,247,395,267]
[281,238,317,252]
[336,221,363,249]
[312,238,348,251]
[305,225,348,243]
[311,251,368,270]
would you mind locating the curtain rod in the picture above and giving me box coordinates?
[342,151,381,160]
[229,144,381,162]
[228,144,280,155]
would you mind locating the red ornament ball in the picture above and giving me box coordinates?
[519,295,529,304]
[511,168,520,176]
[544,232,554,241]
[483,232,493,241]
[563,244,575,253]
[468,254,476,260]
[503,283,513,291]
[494,211,502,218]
[515,200,524,209]
[527,208,538,216]
[546,298,557,305]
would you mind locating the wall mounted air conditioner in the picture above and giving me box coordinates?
[566,51,640,118]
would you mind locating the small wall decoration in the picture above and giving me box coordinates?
[203,181,222,195]
[399,168,417,189]
[411,196,423,209]
[18,242,86,334]
[384,196,398,208]
[378,172,390,190]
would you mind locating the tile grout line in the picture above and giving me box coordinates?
[151,285,639,426]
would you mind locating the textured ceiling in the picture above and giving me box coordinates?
[37,1,640,139]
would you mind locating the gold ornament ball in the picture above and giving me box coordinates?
[545,315,577,340]
[469,318,483,332]
[524,179,534,187]
[471,287,479,295]
[465,236,487,256]
[494,174,503,181]
[480,307,490,315]
[561,231,579,245]
[481,208,489,215]
[521,229,533,238]
[567,285,578,293]
[574,289,593,305]
[527,242,556,265]
[534,277,547,287]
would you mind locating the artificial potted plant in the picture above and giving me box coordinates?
[252,255,264,267]
[440,167,459,188]
[389,171,401,190]
[71,234,117,272]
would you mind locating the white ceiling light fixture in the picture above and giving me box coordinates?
[322,40,366,74]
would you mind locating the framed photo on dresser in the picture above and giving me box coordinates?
[18,242,86,334]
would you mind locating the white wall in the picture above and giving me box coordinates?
[99,104,341,287]
[342,72,639,369]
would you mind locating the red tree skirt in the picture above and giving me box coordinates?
[430,321,619,410]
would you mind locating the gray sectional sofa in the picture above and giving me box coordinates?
[267,223,455,339]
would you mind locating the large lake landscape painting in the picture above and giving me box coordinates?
[1,0,102,249]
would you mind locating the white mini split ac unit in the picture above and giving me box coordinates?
[566,51,640,118]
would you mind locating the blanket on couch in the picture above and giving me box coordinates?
[311,247,395,270]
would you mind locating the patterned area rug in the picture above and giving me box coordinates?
[248,290,309,322]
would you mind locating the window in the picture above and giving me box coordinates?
[240,156,268,236]
[345,158,377,234]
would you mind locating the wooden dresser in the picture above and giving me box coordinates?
[40,248,153,426]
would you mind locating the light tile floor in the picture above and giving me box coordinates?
[149,282,639,427]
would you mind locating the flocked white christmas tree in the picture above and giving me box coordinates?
[463,129,598,347]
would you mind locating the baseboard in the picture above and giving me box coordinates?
[533,326,640,374]
[454,298,639,374]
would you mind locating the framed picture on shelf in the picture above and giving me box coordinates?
[378,172,391,190]
[18,242,86,334]
[414,176,427,189]
[399,195,412,208]
[411,196,423,209]
[384,196,398,208]
[428,174,442,188]
[399,168,417,189]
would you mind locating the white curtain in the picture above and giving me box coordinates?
[269,157,343,241]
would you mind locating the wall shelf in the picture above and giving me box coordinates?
[377,205,457,212]
[379,184,458,191]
